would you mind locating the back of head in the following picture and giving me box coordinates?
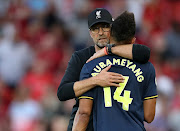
[111,11,136,43]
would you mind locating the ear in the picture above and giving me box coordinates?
[89,30,93,38]
[131,37,136,44]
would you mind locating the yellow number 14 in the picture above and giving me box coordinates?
[103,76,133,111]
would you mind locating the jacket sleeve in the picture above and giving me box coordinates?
[57,52,84,101]
[132,44,150,64]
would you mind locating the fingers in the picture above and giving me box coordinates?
[102,65,111,72]
[110,79,124,83]
[109,72,124,78]
[86,57,92,63]
[109,76,124,83]
[103,79,124,87]
[86,49,106,63]
[86,55,96,63]
[108,83,121,87]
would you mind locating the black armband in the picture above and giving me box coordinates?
[132,44,150,64]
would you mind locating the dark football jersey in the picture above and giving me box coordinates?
[79,55,158,131]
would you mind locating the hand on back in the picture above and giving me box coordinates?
[95,65,125,87]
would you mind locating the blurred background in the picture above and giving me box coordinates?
[0,0,179,131]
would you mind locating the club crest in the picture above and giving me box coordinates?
[96,11,101,19]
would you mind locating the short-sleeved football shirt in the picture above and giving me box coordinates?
[79,55,158,131]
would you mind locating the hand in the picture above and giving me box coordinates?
[95,65,125,87]
[86,48,105,63]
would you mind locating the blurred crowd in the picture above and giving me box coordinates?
[0,0,179,131]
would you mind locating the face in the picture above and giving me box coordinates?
[89,23,111,49]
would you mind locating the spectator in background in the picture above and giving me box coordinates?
[50,115,69,131]
[168,80,180,131]
[36,33,64,73]
[105,0,127,18]
[25,0,48,15]
[0,78,12,131]
[9,83,42,131]
[0,0,10,17]
[21,57,54,101]
[164,20,180,60]
[70,0,93,50]
[127,0,144,30]
[0,30,33,88]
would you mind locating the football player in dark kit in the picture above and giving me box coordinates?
[57,8,152,131]
[73,11,158,131]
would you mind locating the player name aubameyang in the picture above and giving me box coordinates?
[91,58,144,82]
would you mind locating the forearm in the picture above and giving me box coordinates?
[58,77,98,100]
[111,44,150,63]
[72,109,90,131]
[111,44,133,60]
[74,77,97,97]
[87,44,150,64]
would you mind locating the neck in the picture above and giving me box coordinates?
[95,45,101,52]
[110,37,117,45]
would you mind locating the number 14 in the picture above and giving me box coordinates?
[103,76,133,111]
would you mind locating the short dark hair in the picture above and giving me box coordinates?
[111,11,136,43]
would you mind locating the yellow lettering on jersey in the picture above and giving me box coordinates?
[93,65,101,72]
[134,68,143,77]
[113,58,120,65]
[106,59,112,66]
[137,75,144,82]
[103,87,112,107]
[121,59,126,66]
[128,64,136,72]
[99,62,106,69]
[91,73,99,77]
[121,90,133,111]
[113,76,133,111]
[126,60,133,68]
[93,58,145,83]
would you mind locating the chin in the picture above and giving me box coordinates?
[97,42,108,48]
[96,43,106,49]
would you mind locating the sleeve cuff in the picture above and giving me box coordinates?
[79,96,94,100]
[144,95,158,100]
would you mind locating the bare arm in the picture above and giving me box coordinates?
[87,44,150,63]
[74,65,124,97]
[72,99,93,131]
[143,98,157,123]
[57,49,124,101]
[87,44,131,63]
[111,44,132,59]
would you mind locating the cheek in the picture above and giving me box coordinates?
[91,34,98,41]
[105,32,111,39]
[107,32,111,38]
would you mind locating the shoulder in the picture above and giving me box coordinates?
[74,46,95,57]
[71,46,95,64]
[146,62,155,71]
[137,61,155,70]
[140,62,156,78]
[68,46,95,71]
